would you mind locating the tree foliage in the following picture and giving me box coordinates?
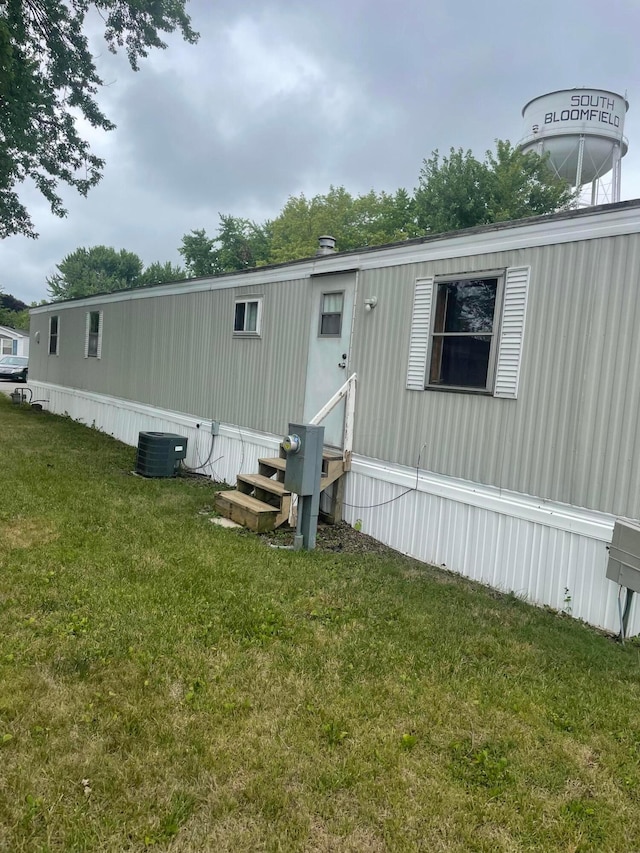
[414,141,575,234]
[46,245,186,299]
[485,140,576,221]
[179,229,217,278]
[179,147,571,276]
[0,305,29,329]
[137,260,186,287]
[47,245,143,299]
[179,216,272,277]
[0,289,29,328]
[0,0,198,238]
[268,186,418,264]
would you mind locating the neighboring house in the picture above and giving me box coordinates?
[0,326,29,357]
[27,199,640,635]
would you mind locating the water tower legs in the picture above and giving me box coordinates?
[611,144,622,203]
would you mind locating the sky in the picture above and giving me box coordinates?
[3,0,640,305]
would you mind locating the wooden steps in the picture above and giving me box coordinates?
[214,491,282,533]
[215,448,347,533]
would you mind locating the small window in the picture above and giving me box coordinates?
[319,291,344,336]
[49,316,59,355]
[234,298,262,335]
[85,310,102,358]
[0,338,12,355]
[428,275,501,391]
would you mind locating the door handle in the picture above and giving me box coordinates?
[338,361,346,369]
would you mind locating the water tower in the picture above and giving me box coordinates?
[519,88,628,206]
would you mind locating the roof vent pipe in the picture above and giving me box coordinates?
[317,235,337,256]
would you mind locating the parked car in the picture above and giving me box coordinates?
[0,355,28,383]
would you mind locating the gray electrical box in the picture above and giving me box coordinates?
[606,519,640,593]
[283,423,324,495]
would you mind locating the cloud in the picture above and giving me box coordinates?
[2,0,640,305]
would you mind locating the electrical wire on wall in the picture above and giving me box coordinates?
[180,423,224,481]
[339,443,427,510]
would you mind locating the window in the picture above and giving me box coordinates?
[49,315,59,355]
[85,310,102,358]
[1,338,13,355]
[319,291,344,336]
[406,267,530,399]
[234,298,262,335]
[428,275,501,391]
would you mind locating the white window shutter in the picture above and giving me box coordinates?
[84,313,90,358]
[494,266,530,399]
[96,311,103,359]
[406,277,434,390]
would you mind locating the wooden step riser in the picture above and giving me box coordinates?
[215,493,278,533]
[258,458,345,492]
[258,463,286,482]
[235,483,291,511]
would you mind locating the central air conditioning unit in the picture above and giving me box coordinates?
[135,432,188,478]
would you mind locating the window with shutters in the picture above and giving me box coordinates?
[428,274,503,392]
[406,267,529,398]
[85,311,102,358]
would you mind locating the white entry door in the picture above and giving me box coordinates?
[303,272,356,447]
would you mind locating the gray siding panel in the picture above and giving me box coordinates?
[30,229,640,520]
[351,235,640,519]
[30,279,312,437]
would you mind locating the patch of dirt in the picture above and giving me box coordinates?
[261,521,412,557]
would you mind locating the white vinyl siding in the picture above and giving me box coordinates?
[494,266,530,398]
[406,277,434,390]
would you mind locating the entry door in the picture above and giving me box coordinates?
[303,272,356,447]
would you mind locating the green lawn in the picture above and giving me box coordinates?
[1,396,639,852]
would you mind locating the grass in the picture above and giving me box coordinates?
[1,396,640,852]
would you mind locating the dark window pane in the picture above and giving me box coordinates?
[49,336,57,355]
[430,335,491,388]
[234,302,245,331]
[321,313,341,335]
[434,279,497,334]
[89,312,100,334]
[87,335,98,357]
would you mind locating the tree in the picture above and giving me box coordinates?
[414,140,575,234]
[485,139,576,222]
[414,148,494,234]
[0,292,27,313]
[1,1,198,239]
[179,229,218,278]
[268,186,417,264]
[215,214,272,272]
[179,216,272,277]
[47,245,143,300]
[137,261,186,286]
[0,290,29,329]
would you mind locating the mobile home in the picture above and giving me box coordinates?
[28,200,640,634]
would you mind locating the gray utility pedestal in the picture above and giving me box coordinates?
[606,518,640,638]
[283,423,325,551]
